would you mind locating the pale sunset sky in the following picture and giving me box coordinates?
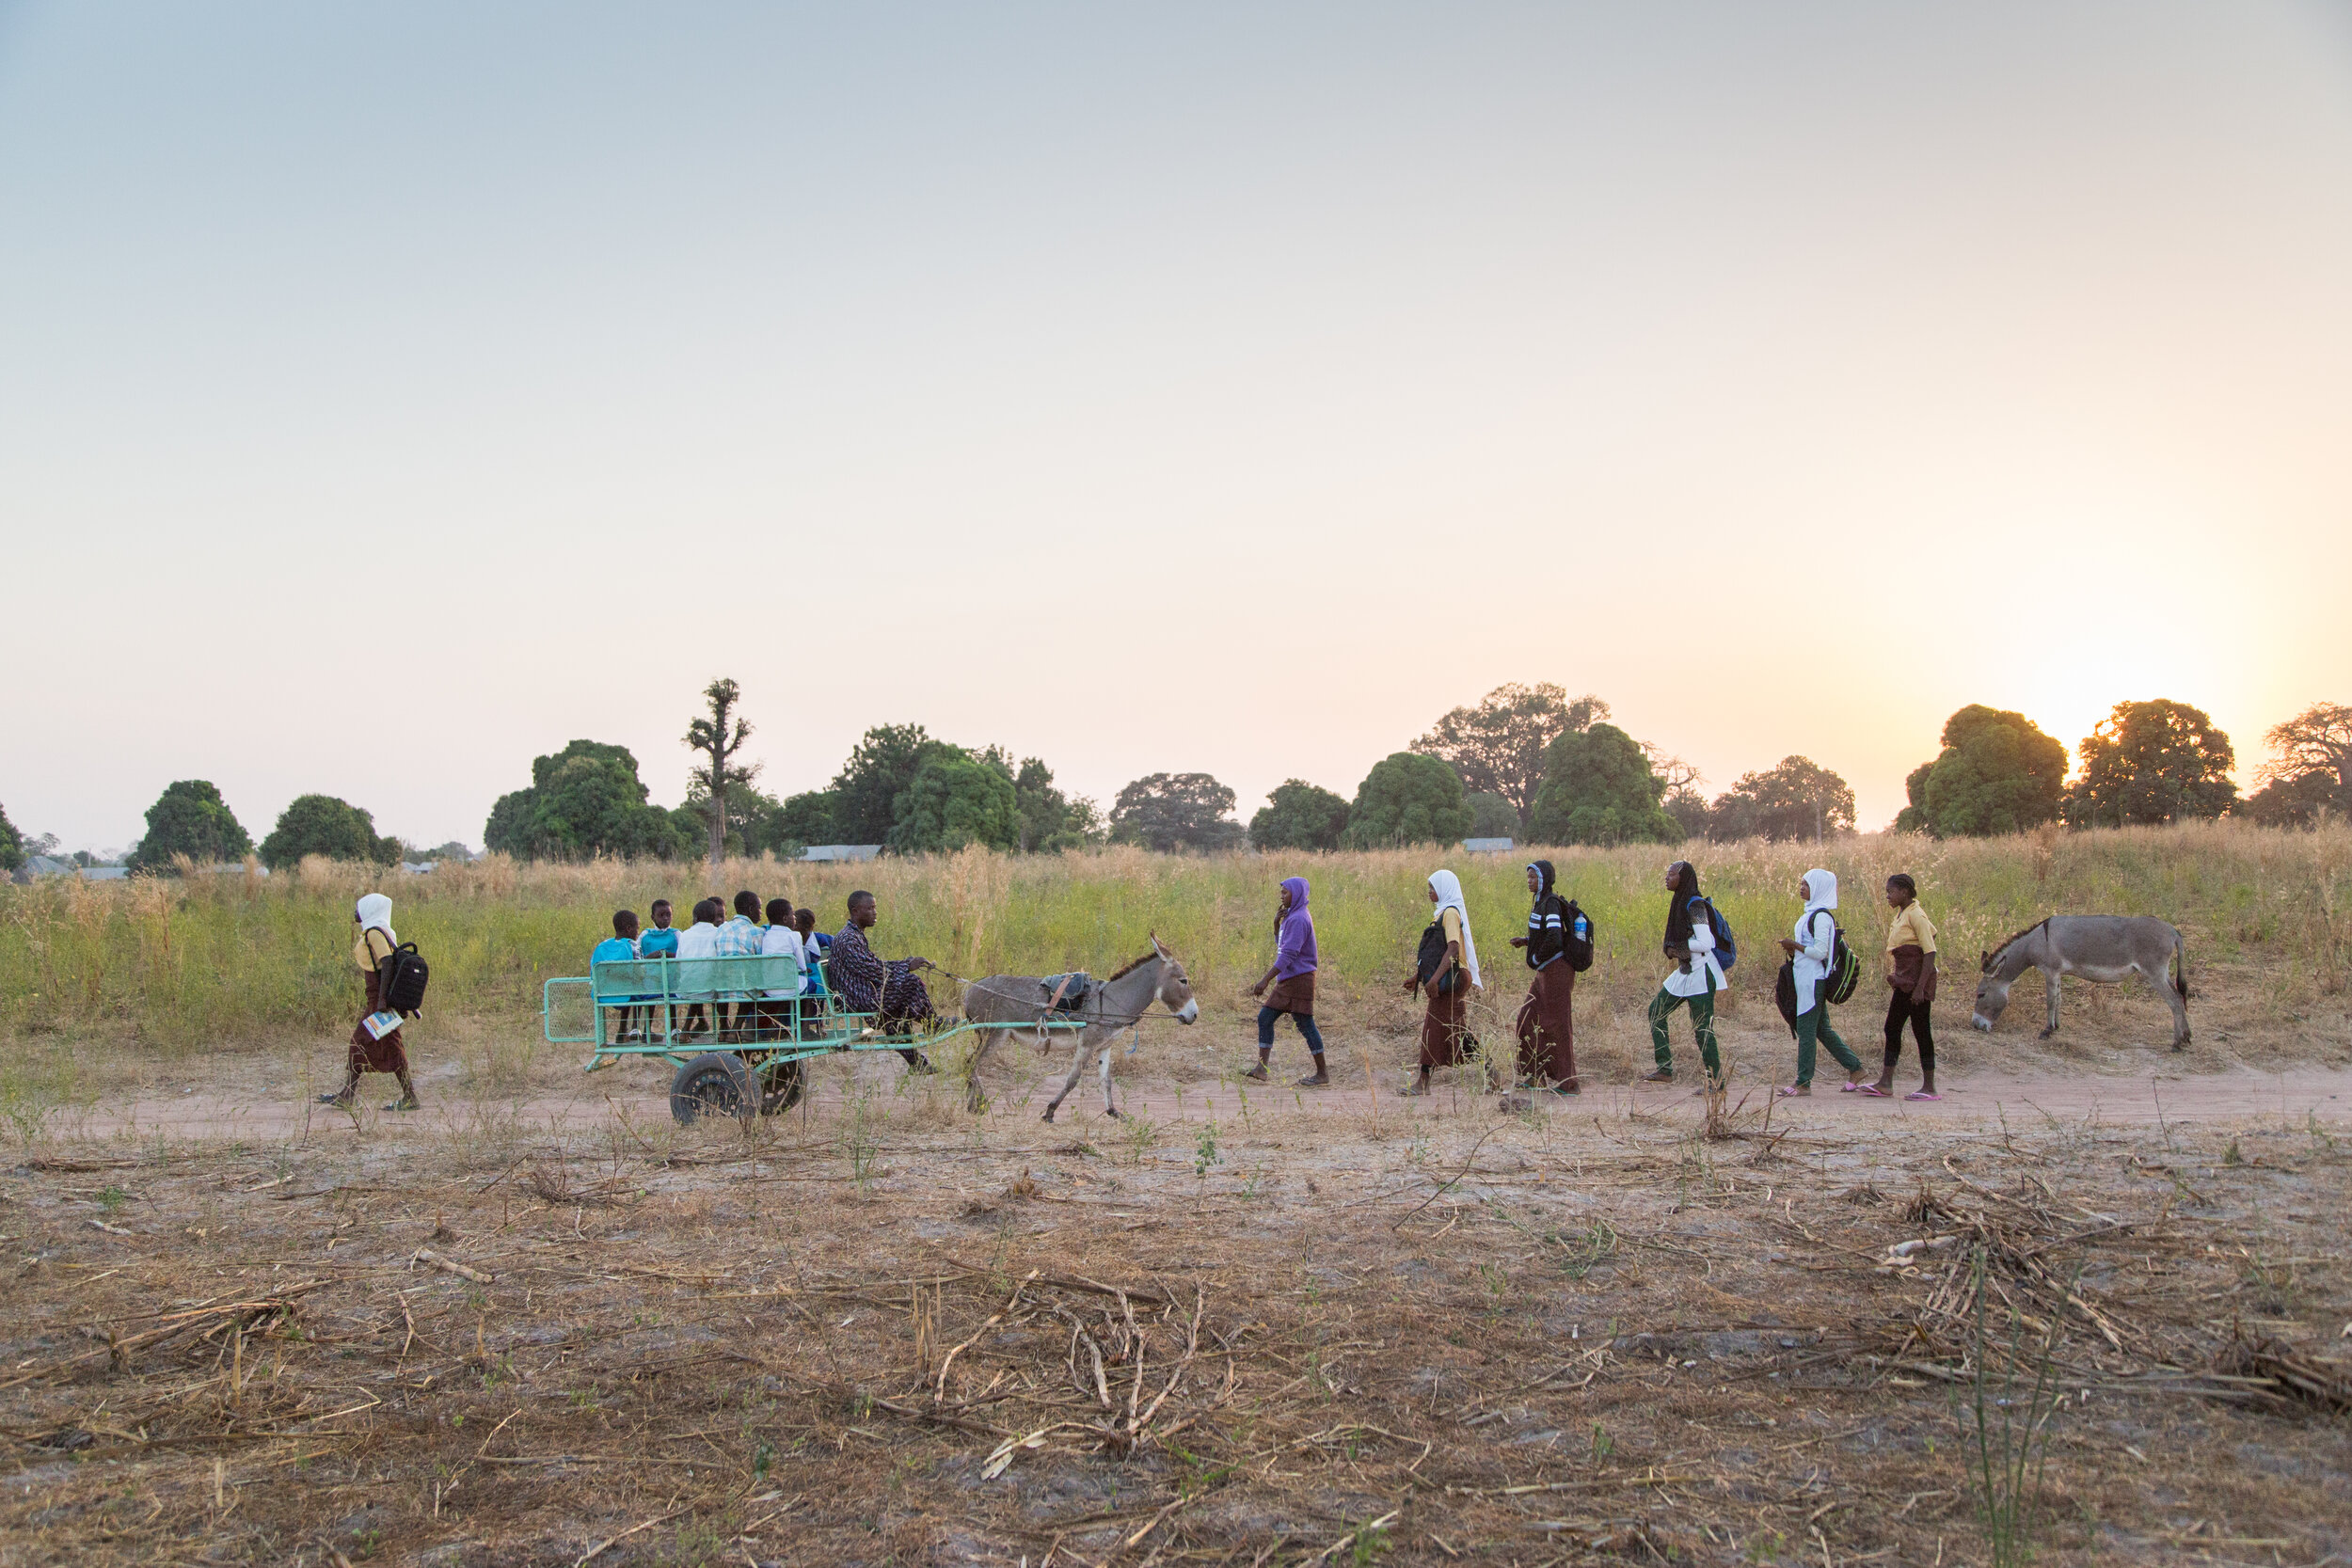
[4,3,2349,852]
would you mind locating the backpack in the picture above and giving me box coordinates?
[1808,909,1860,1006]
[377,941,430,1016]
[1773,958,1800,1034]
[1692,896,1737,972]
[1414,922,1464,996]
[1563,899,1595,973]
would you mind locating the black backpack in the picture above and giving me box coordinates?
[377,941,430,1016]
[1562,899,1596,973]
[1414,922,1464,995]
[1808,910,1860,1006]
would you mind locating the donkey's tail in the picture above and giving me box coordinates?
[2172,931,2190,1001]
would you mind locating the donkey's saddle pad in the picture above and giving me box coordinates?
[1039,973,1093,1013]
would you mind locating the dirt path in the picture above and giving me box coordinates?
[51,1060,2352,1143]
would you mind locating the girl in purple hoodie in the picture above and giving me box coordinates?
[1245,876,1328,1085]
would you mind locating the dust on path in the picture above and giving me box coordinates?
[53,1061,2352,1143]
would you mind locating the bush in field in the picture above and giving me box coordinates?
[1708,756,1855,843]
[260,795,401,869]
[2244,702,2352,827]
[889,752,1022,853]
[2067,699,2237,828]
[1249,780,1351,851]
[1896,705,2069,838]
[1414,683,1609,825]
[1111,772,1244,853]
[1527,723,1680,846]
[1345,752,1473,849]
[485,740,689,862]
[126,780,252,873]
[0,802,20,873]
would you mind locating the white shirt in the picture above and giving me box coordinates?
[1791,908,1836,1014]
[759,925,804,999]
[674,921,719,960]
[1661,905,1726,999]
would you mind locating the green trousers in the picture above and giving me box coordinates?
[1794,1005,1861,1086]
[1648,979,1721,1079]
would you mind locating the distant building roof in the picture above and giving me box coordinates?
[799,844,882,863]
[1462,837,1516,853]
[77,865,130,880]
[11,855,73,882]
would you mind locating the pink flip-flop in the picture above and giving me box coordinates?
[1854,1084,1891,1098]
[1838,1081,1859,1092]
[1777,1085,1807,1098]
[1905,1090,1943,1101]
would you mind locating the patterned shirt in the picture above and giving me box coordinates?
[714,915,766,958]
[829,922,934,1022]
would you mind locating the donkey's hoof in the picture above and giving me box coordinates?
[2037,1027,2058,1040]
[1040,1109,1057,1123]
[1104,1107,1125,1120]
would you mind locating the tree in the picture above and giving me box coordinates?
[2067,699,2237,828]
[1662,788,1709,841]
[0,802,21,874]
[777,790,841,847]
[1893,705,2069,837]
[1110,773,1244,853]
[1412,684,1610,824]
[2246,702,2352,826]
[1526,722,1680,846]
[127,781,252,873]
[1465,792,1520,839]
[1009,757,1098,851]
[259,795,401,869]
[829,724,960,846]
[1248,781,1351,851]
[683,678,759,869]
[1343,753,1474,848]
[889,752,1023,853]
[1708,757,1856,843]
[484,740,690,862]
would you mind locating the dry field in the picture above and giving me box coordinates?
[3,1046,2347,1568]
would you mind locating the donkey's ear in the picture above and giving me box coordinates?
[1151,931,1172,959]
[1978,949,1991,973]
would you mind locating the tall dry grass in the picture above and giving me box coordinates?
[2,821,2346,1054]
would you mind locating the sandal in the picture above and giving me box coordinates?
[1641,1069,1675,1084]
[1854,1084,1891,1098]
[1838,1081,1859,1092]
[1904,1090,1943,1101]
[1777,1085,1810,1098]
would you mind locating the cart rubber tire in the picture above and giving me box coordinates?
[671,1052,755,1126]
[759,1059,805,1117]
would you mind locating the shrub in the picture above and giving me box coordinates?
[1896,705,2069,837]
[259,795,401,870]
[1344,753,1472,848]
[484,740,690,863]
[1249,781,1351,851]
[889,752,1022,853]
[1110,773,1244,854]
[1527,723,1680,846]
[2067,699,2237,828]
[126,781,252,873]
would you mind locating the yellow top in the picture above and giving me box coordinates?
[1885,902,1936,956]
[354,927,396,973]
[1439,906,1463,952]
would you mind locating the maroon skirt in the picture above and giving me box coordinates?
[1263,972,1315,1015]
[348,968,410,1076]
[1418,983,1472,1069]
[1515,962,1577,1089]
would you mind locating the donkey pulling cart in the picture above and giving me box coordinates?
[542,941,1201,1126]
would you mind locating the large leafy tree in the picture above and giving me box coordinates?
[2243,702,2352,827]
[127,781,253,873]
[1110,772,1244,853]
[683,677,758,869]
[1009,756,1098,851]
[1343,752,1474,848]
[1894,705,2069,837]
[1248,781,1351,851]
[1412,684,1610,824]
[2067,699,2238,828]
[1708,756,1856,843]
[830,724,960,846]
[259,795,401,869]
[484,740,689,862]
[889,752,1023,852]
[1526,722,1680,846]
[0,801,21,873]
[776,790,841,847]
[1464,792,1519,838]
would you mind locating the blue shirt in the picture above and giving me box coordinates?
[591,936,639,1002]
[637,927,679,958]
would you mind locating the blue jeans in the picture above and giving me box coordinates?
[1257,1006,1325,1054]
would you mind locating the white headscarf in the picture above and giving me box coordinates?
[1802,869,1837,913]
[356,894,396,942]
[1426,868,1482,989]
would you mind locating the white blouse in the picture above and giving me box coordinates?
[1662,906,1726,999]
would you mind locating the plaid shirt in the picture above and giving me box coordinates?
[713,916,765,958]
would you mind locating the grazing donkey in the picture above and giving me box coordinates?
[1973,916,2191,1050]
[958,937,1200,1119]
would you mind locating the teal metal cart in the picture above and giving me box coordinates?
[541,953,1089,1125]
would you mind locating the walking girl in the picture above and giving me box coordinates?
[1645,861,1724,1084]
[1864,873,1940,1100]
[1776,868,1865,1096]
[1401,868,1483,1096]
[1245,876,1329,1086]
[1510,860,1581,1094]
[320,894,421,1112]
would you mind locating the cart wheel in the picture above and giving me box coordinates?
[759,1059,805,1117]
[671,1052,755,1126]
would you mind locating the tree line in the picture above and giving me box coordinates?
[16,690,2345,879]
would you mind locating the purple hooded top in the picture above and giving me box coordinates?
[1274,877,1317,980]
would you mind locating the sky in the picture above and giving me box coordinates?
[5,2,2350,855]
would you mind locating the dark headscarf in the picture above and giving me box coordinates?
[1527,861,1556,903]
[1663,861,1702,946]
